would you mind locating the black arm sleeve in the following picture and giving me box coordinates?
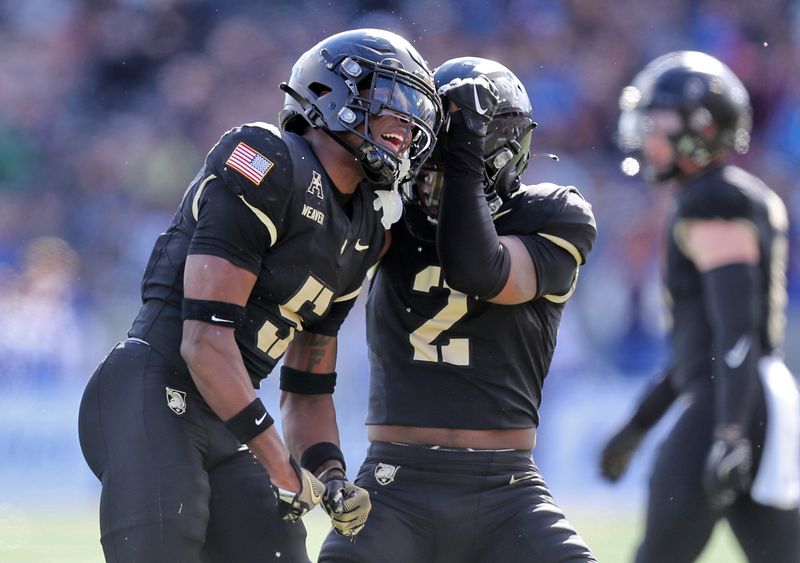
[437,112,511,299]
[702,263,762,429]
[630,369,678,430]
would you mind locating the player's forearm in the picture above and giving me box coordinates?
[181,322,299,490]
[280,392,340,461]
[181,322,256,419]
[630,370,678,430]
[438,113,510,299]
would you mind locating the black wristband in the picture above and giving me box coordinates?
[224,398,273,444]
[300,442,346,475]
[280,366,337,394]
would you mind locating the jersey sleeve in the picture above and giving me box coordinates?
[188,179,272,275]
[678,177,753,221]
[510,184,597,300]
[205,122,296,246]
[303,289,361,336]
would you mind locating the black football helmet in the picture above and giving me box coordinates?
[617,50,752,183]
[402,57,535,219]
[279,28,443,187]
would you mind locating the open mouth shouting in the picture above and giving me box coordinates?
[379,129,409,154]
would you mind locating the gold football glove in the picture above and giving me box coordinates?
[273,458,324,522]
[320,469,372,537]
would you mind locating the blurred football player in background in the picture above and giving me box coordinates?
[320,57,597,562]
[78,28,442,562]
[600,51,800,563]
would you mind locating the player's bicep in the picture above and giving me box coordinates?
[184,254,256,305]
[283,331,338,374]
[181,254,256,360]
[675,219,759,272]
[494,232,581,305]
[487,236,537,305]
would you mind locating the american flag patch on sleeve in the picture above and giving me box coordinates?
[225,142,274,185]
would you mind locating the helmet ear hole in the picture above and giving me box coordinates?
[308,82,332,97]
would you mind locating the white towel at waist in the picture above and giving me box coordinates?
[751,356,800,510]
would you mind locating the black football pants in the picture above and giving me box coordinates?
[636,379,800,563]
[319,441,596,563]
[78,339,309,563]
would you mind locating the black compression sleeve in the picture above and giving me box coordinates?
[437,112,511,299]
[630,370,678,430]
[702,263,762,428]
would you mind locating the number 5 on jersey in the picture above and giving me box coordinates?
[257,275,333,359]
[410,266,470,366]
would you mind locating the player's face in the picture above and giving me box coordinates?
[641,109,680,172]
[368,111,414,156]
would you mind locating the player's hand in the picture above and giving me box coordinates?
[438,76,500,136]
[599,421,647,482]
[320,469,372,537]
[273,458,325,522]
[703,429,752,511]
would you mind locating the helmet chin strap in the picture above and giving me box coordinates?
[280,81,399,186]
[320,126,399,186]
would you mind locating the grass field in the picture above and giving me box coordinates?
[0,504,745,562]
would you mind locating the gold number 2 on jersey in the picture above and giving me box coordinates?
[410,266,470,366]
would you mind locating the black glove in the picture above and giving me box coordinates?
[703,430,752,511]
[319,468,372,537]
[599,421,647,482]
[273,457,325,522]
[438,76,500,137]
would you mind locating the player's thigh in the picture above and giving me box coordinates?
[728,498,800,563]
[318,458,432,563]
[80,341,212,561]
[475,474,595,563]
[202,450,310,563]
[636,386,717,563]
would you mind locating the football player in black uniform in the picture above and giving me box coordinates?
[600,51,800,563]
[320,58,597,563]
[78,28,442,563]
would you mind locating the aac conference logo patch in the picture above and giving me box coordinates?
[166,387,187,415]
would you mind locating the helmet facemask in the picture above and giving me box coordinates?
[402,113,534,221]
[401,57,535,224]
[343,67,440,185]
[280,30,443,187]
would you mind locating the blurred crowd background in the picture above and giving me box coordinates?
[1,0,799,541]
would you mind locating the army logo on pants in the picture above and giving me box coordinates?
[375,463,400,485]
[166,387,187,415]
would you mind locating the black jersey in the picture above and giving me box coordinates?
[665,165,789,390]
[366,183,596,429]
[129,122,385,387]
